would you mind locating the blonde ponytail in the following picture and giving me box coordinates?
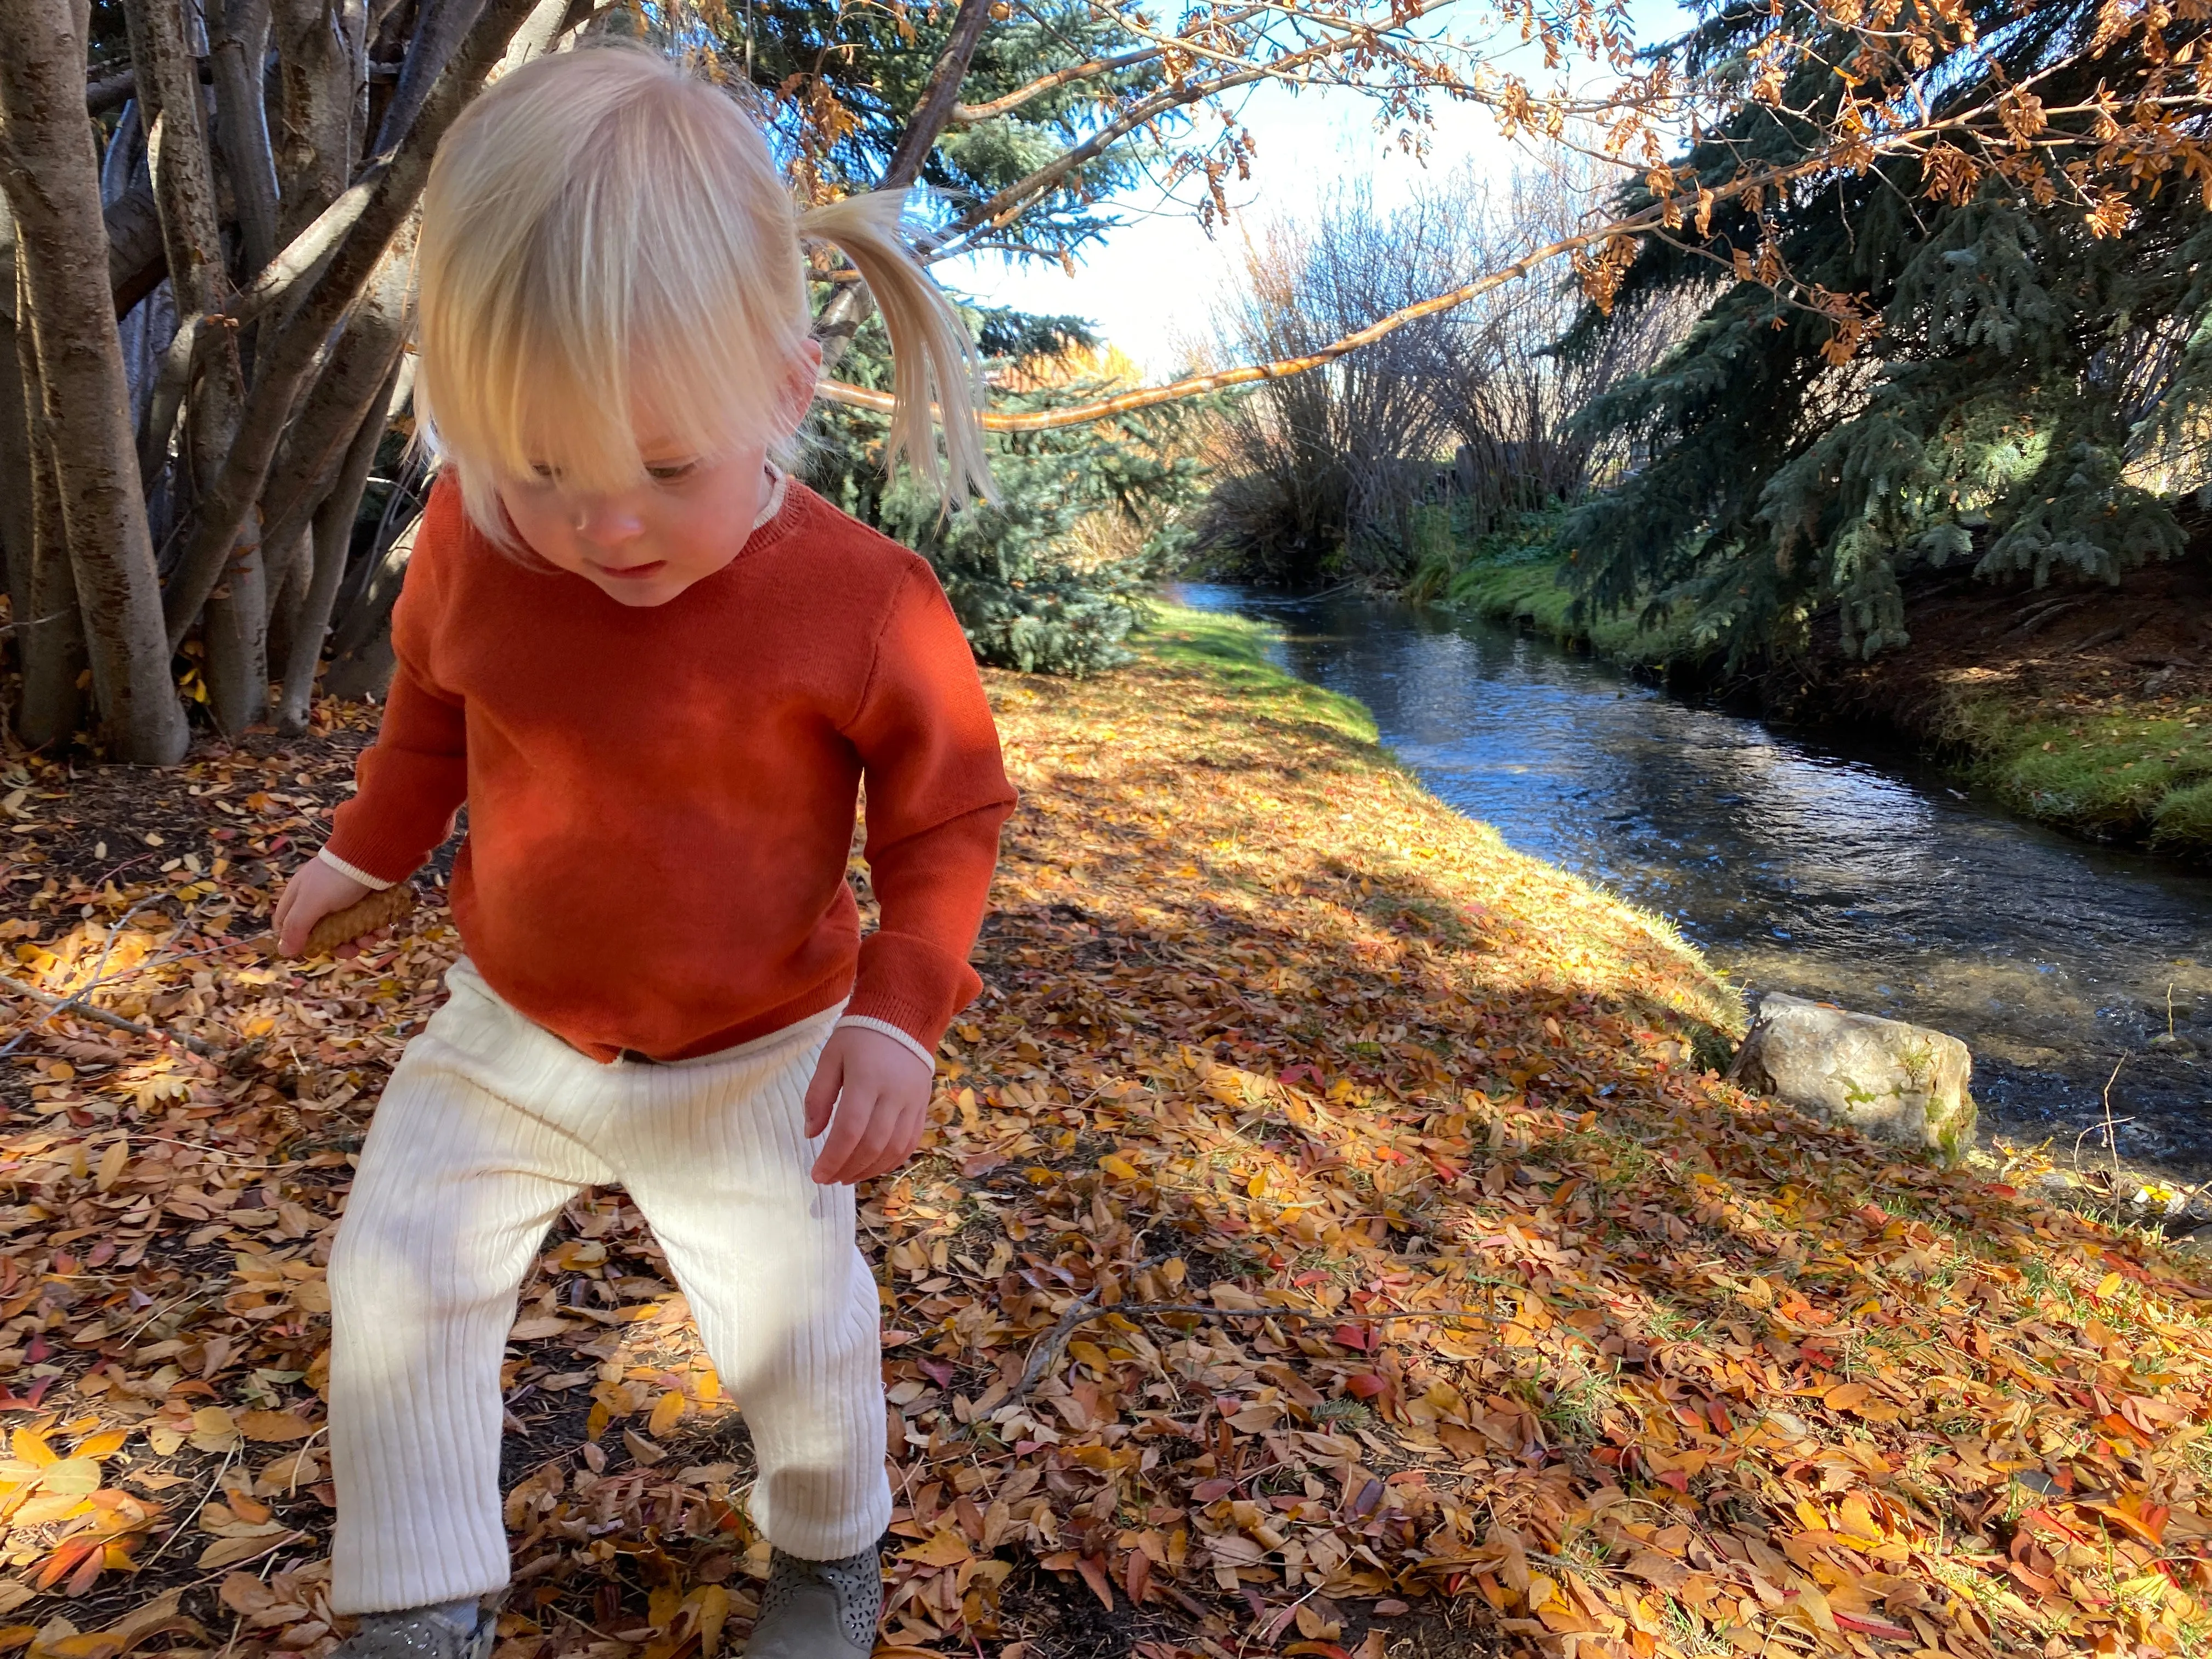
[799,193,996,507]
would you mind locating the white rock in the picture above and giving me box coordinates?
[1729,992,1976,1159]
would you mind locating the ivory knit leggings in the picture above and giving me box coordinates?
[327,960,890,1615]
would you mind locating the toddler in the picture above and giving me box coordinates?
[272,42,1015,1659]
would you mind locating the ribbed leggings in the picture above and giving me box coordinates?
[326,960,890,1613]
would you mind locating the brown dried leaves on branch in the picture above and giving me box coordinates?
[6,618,2212,1658]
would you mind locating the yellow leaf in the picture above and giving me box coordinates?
[2095,1271,2124,1299]
[94,1138,127,1193]
[71,1431,126,1463]
[696,1585,730,1659]
[899,1527,973,1568]
[1099,1154,1138,1180]
[1068,1341,1112,1374]
[1837,1494,1882,1542]
[10,1430,55,1469]
[648,1391,686,1439]
[507,1317,574,1342]
[40,1459,99,1496]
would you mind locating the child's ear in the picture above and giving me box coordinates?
[780,341,823,433]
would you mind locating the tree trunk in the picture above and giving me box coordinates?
[0,0,189,762]
[277,356,398,730]
[160,0,542,648]
[323,503,420,699]
[129,0,274,736]
[0,199,30,632]
[256,225,414,561]
[6,246,90,748]
[208,0,281,287]
[272,0,363,245]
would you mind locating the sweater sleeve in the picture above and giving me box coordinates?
[842,560,1018,1056]
[322,483,469,884]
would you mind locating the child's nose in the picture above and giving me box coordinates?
[573,497,646,546]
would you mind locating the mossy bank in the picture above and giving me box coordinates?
[1420,514,2212,859]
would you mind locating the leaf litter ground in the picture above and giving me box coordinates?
[5,607,2212,1659]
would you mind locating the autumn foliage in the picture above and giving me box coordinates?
[3,611,2212,1657]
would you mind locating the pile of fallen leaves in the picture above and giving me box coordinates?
[6,606,2212,1659]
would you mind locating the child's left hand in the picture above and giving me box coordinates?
[804,1026,935,1185]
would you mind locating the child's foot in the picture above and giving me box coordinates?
[746,1546,882,1658]
[329,1601,495,1659]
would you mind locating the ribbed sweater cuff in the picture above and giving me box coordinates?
[848,931,980,1059]
[318,848,397,891]
[324,805,441,888]
[833,1016,936,1075]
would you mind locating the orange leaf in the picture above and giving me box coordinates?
[1821,1382,1870,1412]
[235,1411,317,1444]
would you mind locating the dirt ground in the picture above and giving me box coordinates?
[1778,549,2212,736]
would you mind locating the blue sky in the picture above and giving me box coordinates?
[937,0,1691,375]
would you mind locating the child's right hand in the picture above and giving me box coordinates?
[273,857,376,956]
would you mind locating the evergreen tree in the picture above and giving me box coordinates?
[805,308,1207,674]
[1557,0,2210,665]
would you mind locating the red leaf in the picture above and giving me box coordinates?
[1832,1613,1914,1639]
[1074,1554,1115,1611]
[1345,1372,1388,1398]
[1124,1550,1152,1606]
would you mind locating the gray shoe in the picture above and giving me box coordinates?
[331,1603,495,1659]
[746,1546,882,1658]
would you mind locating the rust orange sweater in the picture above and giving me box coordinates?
[324,475,1017,1063]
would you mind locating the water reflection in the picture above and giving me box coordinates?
[1173,584,2212,1175]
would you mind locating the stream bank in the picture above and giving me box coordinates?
[1436,524,2212,859]
[1175,581,2212,1190]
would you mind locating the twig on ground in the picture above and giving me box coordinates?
[142,1438,241,1568]
[3,979,226,1059]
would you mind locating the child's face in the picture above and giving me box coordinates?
[501,436,777,608]
[498,349,818,609]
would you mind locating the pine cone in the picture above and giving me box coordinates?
[306,885,417,953]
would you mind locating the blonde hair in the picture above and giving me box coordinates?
[413,41,992,542]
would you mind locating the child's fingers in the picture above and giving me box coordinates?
[856,1097,928,1182]
[810,1084,874,1185]
[803,1045,844,1139]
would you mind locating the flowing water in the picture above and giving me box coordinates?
[1172,583,2212,1182]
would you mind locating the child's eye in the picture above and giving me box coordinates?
[646,462,697,483]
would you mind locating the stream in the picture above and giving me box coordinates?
[1173,583,2212,1186]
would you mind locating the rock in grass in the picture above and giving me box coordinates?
[1730,992,1976,1160]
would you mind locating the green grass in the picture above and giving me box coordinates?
[1129,601,1379,745]
[1939,694,2212,851]
[1429,509,1706,670]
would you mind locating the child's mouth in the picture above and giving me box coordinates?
[596,560,667,580]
